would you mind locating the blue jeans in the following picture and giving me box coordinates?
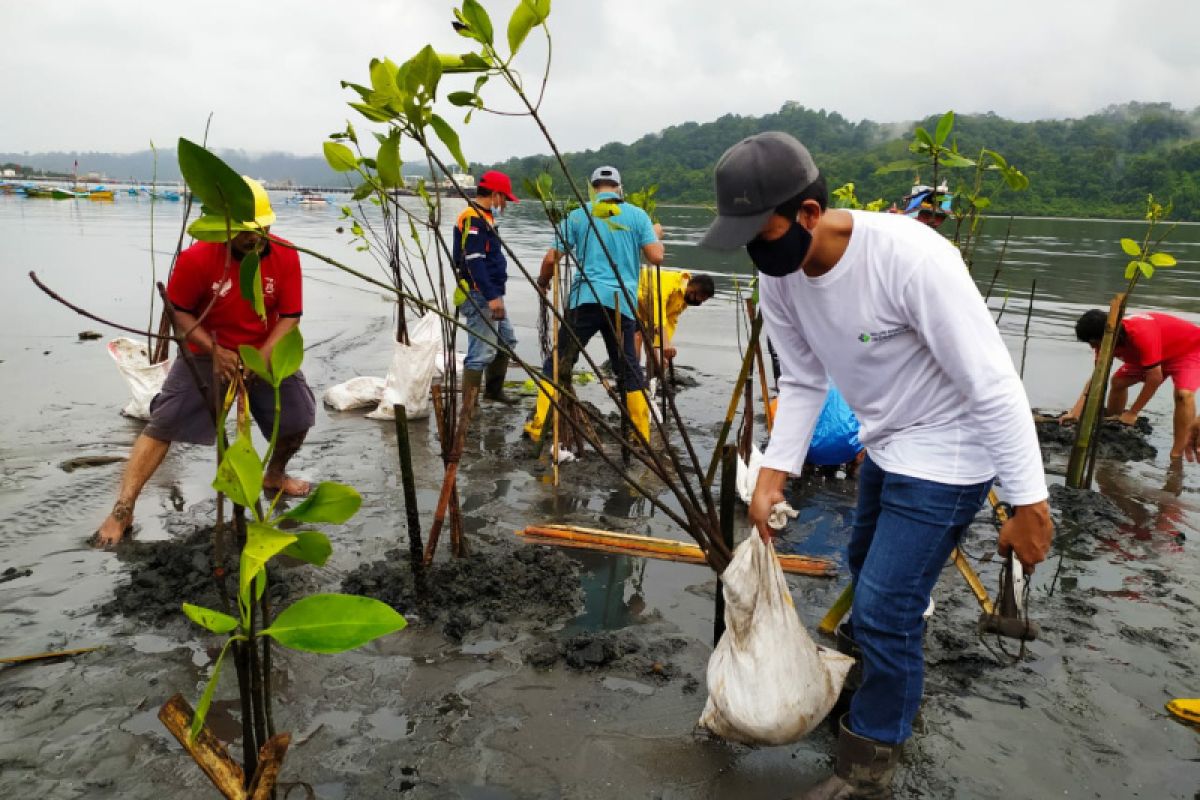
[542,302,645,392]
[846,455,992,744]
[462,290,517,371]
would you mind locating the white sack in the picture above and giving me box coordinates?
[700,532,855,745]
[107,337,168,420]
[323,376,386,411]
[366,314,442,421]
[735,444,764,505]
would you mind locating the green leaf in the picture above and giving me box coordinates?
[1137,261,1154,279]
[261,593,407,654]
[447,91,479,107]
[1120,238,1142,257]
[1125,260,1139,280]
[507,0,547,54]
[212,428,263,509]
[972,197,991,210]
[350,102,394,123]
[376,131,402,189]
[323,141,359,173]
[351,182,374,201]
[177,138,255,224]
[280,531,333,567]
[239,345,271,383]
[187,214,251,243]
[913,126,934,148]
[934,111,954,147]
[430,114,468,171]
[1149,252,1177,267]
[239,522,297,607]
[282,481,362,524]
[937,151,976,169]
[238,250,266,320]
[1003,168,1029,191]
[461,0,494,44]
[982,149,1008,169]
[190,639,234,743]
[270,327,304,384]
[405,45,444,100]
[182,603,239,634]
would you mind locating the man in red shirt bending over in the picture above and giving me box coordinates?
[93,178,316,548]
[1067,309,1200,460]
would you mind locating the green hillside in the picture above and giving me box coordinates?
[488,102,1200,220]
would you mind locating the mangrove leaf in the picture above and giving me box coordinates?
[270,327,304,384]
[190,639,235,743]
[212,428,263,509]
[430,114,468,171]
[1120,238,1142,257]
[182,603,239,635]
[324,141,359,173]
[239,522,297,607]
[377,130,403,189]
[239,345,271,384]
[238,250,266,321]
[177,138,255,224]
[261,593,407,654]
[282,481,362,524]
[280,531,334,567]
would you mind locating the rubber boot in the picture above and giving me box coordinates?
[483,354,517,405]
[625,389,651,444]
[834,715,900,798]
[461,368,483,394]
[523,380,554,441]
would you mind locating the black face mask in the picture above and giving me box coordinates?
[746,222,812,277]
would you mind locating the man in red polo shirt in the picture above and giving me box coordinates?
[93,178,316,548]
[1068,309,1200,460]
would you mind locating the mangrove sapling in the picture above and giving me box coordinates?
[314,2,735,571]
[1066,196,1179,489]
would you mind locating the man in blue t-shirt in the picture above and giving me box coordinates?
[526,166,664,444]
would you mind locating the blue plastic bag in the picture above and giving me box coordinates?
[806,385,861,466]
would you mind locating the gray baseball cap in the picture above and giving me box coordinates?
[590,165,621,186]
[700,132,819,250]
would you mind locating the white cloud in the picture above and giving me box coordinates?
[2,0,1198,163]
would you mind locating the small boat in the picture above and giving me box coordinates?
[291,191,331,206]
[894,178,952,226]
[127,187,139,196]
[88,188,115,201]
[142,187,182,201]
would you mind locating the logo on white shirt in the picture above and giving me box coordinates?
[858,325,911,343]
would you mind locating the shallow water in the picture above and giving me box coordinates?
[1,194,1199,798]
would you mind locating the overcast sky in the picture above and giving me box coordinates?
[3,0,1199,164]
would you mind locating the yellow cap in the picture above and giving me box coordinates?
[241,176,276,228]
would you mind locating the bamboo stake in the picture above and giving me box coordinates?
[747,299,774,432]
[0,646,102,666]
[246,733,291,800]
[424,382,479,564]
[519,524,836,577]
[552,261,561,485]
[615,292,630,467]
[705,312,764,486]
[714,445,738,646]
[1067,294,1126,489]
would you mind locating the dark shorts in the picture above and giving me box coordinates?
[143,356,316,445]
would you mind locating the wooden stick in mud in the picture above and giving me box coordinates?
[158,694,247,799]
[519,524,836,577]
[552,261,561,486]
[392,403,425,572]
[0,646,102,666]
[745,298,774,432]
[246,733,292,800]
[704,312,764,487]
[424,382,479,565]
[1019,279,1038,380]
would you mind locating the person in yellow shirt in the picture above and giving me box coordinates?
[634,268,714,386]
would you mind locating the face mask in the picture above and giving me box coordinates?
[746,222,812,277]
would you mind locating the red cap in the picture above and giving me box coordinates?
[478,170,518,202]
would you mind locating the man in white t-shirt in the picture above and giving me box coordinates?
[701,132,1053,797]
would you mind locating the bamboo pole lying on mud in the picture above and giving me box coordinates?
[518,524,836,577]
[0,646,102,666]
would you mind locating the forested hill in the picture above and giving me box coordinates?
[488,102,1200,221]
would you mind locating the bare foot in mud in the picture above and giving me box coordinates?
[263,475,312,497]
[92,501,133,549]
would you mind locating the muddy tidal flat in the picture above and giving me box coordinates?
[2,197,1200,798]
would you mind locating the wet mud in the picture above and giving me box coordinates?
[341,544,582,641]
[4,215,1200,799]
[1035,411,1157,462]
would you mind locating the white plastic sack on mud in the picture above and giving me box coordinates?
[700,532,855,746]
[735,444,764,505]
[323,376,386,411]
[365,314,442,421]
[107,337,168,420]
